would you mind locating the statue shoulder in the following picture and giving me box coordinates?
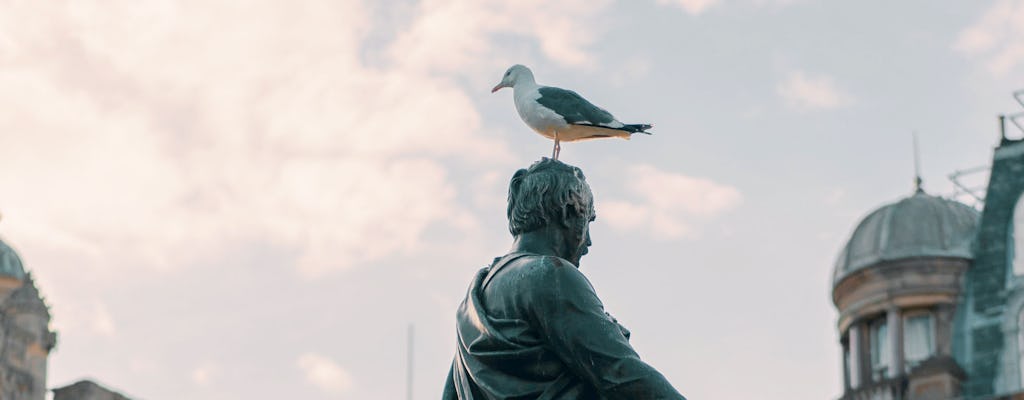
[504,255,593,296]
[506,254,578,277]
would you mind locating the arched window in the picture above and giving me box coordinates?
[1013,194,1024,276]
[904,311,934,372]
[849,326,863,389]
[870,318,890,381]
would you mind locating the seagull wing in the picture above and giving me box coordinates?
[536,86,619,127]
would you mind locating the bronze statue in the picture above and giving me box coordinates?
[443,158,685,399]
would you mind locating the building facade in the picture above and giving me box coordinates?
[833,134,1024,399]
[0,238,57,400]
[0,236,134,400]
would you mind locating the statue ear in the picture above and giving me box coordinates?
[561,204,579,228]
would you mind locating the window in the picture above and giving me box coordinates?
[904,313,934,371]
[849,327,862,388]
[871,319,890,381]
[1014,195,1024,276]
[843,341,852,389]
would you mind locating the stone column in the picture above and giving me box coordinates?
[842,341,851,391]
[888,307,904,377]
[936,304,955,356]
[850,323,862,388]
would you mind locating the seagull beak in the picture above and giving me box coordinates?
[491,83,505,93]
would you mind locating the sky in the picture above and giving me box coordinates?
[0,0,1023,399]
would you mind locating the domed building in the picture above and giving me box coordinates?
[0,236,56,400]
[832,131,1024,400]
[833,189,978,399]
[0,233,135,400]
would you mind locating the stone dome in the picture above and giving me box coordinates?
[833,191,979,285]
[0,237,26,280]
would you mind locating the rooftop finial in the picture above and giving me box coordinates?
[913,131,924,194]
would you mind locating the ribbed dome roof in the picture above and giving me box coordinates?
[833,191,979,285]
[0,237,26,280]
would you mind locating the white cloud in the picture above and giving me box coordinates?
[777,71,853,111]
[751,0,804,7]
[296,353,354,395]
[470,170,506,212]
[599,164,741,239]
[953,0,1024,76]
[607,58,653,87]
[191,362,219,386]
[90,301,117,337]
[44,296,117,339]
[600,201,651,231]
[387,0,610,73]
[657,0,721,15]
[0,0,613,276]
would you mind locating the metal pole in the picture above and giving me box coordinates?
[912,132,923,193]
[1000,115,1007,142]
[407,324,414,400]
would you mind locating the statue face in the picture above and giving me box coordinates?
[564,200,595,266]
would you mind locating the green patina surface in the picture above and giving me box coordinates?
[833,191,979,285]
[0,238,25,280]
[963,139,1024,398]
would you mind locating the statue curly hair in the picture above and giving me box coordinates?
[506,158,594,236]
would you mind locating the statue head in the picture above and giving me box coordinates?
[507,158,595,265]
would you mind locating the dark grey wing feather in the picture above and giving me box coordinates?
[536,87,616,125]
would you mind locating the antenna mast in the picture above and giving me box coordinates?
[913,132,923,193]
[407,324,414,400]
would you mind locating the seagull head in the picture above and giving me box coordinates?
[491,64,534,93]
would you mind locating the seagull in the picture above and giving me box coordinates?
[491,64,652,160]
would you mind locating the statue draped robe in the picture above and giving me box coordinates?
[443,253,685,400]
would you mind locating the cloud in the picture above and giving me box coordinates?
[776,71,853,111]
[0,0,615,276]
[953,0,1024,76]
[600,201,651,232]
[657,0,720,15]
[296,353,354,395]
[89,302,117,338]
[191,362,220,386]
[599,164,741,239]
[607,58,653,87]
[751,0,804,7]
[824,187,846,206]
[389,0,610,70]
[42,296,117,339]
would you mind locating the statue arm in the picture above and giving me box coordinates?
[527,258,685,400]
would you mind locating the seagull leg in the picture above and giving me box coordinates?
[552,132,561,160]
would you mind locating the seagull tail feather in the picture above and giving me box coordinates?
[623,123,653,134]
